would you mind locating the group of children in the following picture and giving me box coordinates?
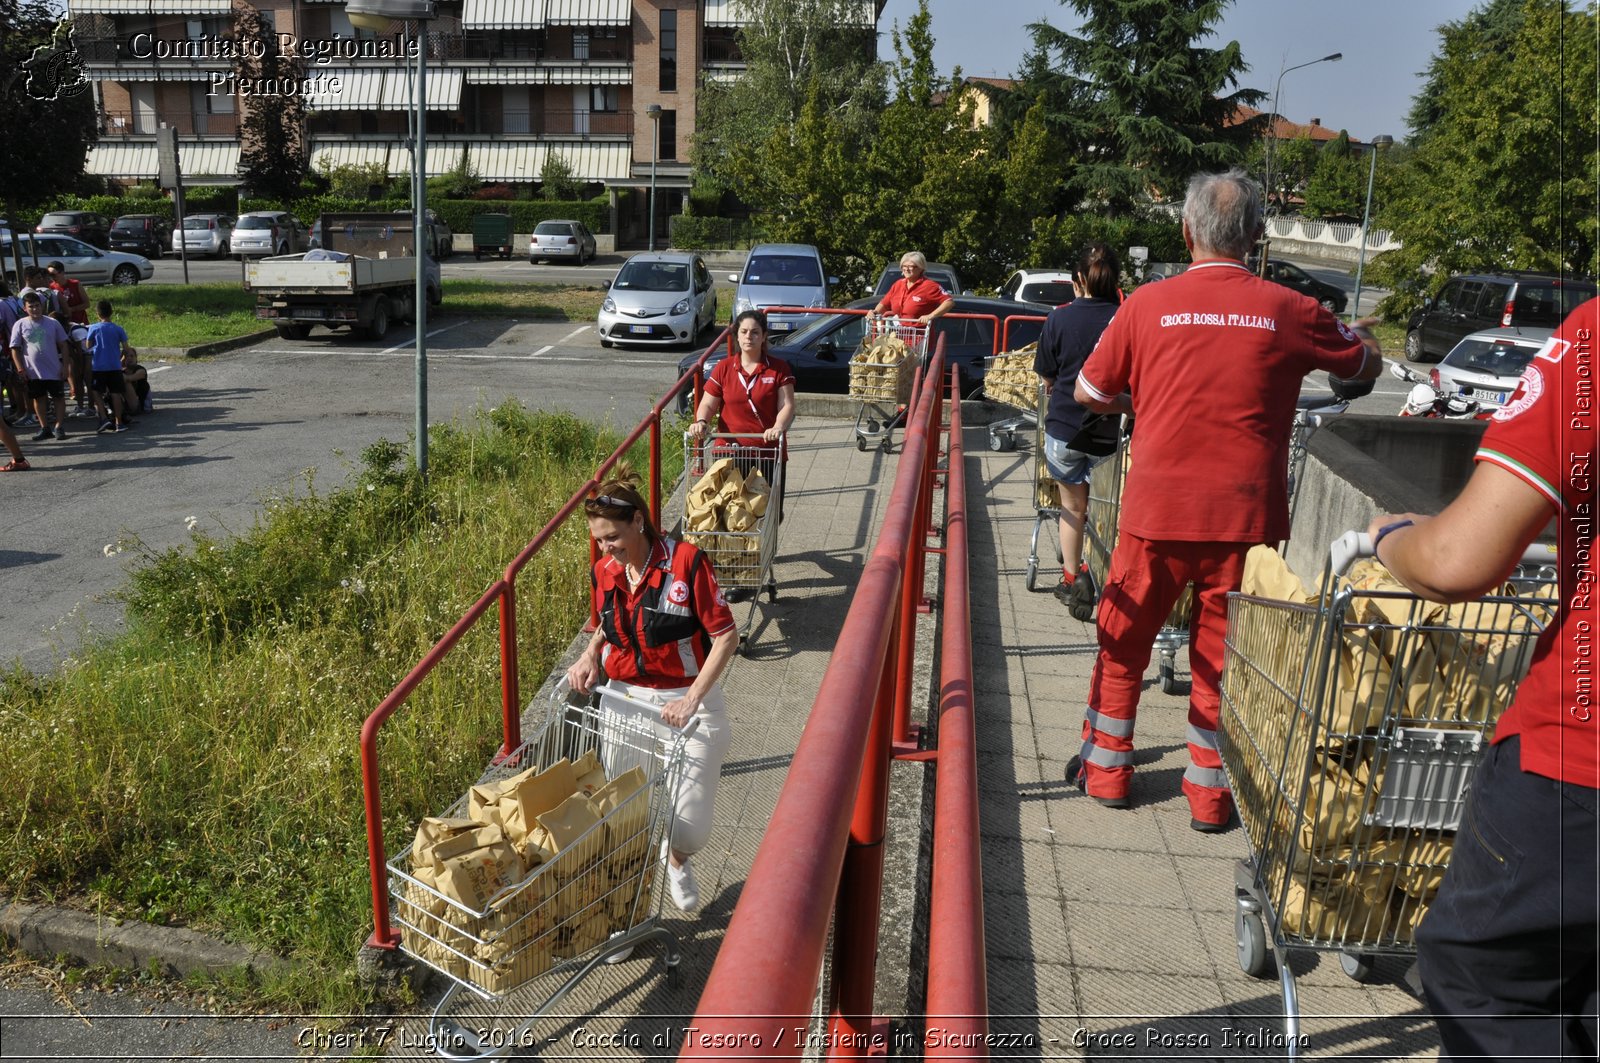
[1,263,151,472]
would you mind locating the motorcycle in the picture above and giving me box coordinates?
[1389,361,1493,420]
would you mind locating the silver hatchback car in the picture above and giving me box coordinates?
[728,243,835,335]
[1431,327,1553,408]
[231,211,310,257]
[597,253,717,348]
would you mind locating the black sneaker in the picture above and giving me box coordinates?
[53,426,66,440]
[1068,568,1097,621]
[1065,754,1130,809]
[1052,576,1076,606]
[31,428,51,442]
[1190,815,1234,835]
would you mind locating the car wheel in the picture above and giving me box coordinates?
[276,322,312,341]
[1404,330,1425,363]
[111,264,139,286]
[600,336,613,348]
[217,241,229,258]
[366,300,390,341]
[1320,296,1340,312]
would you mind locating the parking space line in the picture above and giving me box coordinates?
[561,325,590,342]
[530,345,553,357]
[377,320,470,355]
[148,365,172,374]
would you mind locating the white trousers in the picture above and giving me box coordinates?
[599,680,730,859]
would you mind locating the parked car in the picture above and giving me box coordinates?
[529,219,596,265]
[230,211,310,257]
[425,209,453,259]
[1428,327,1553,409]
[35,210,113,249]
[173,214,235,258]
[0,234,153,285]
[998,269,1075,305]
[596,252,717,348]
[871,261,963,301]
[109,214,172,259]
[727,242,836,334]
[1404,270,1597,363]
[1261,259,1347,312]
[676,294,1052,410]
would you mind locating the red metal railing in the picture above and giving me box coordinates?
[359,326,731,950]
[1001,313,1047,353]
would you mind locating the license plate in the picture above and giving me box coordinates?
[629,325,652,335]
[1491,390,1509,404]
[772,322,794,332]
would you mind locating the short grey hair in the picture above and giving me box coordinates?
[899,251,927,269]
[1182,169,1264,259]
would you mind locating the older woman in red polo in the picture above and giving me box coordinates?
[565,469,737,912]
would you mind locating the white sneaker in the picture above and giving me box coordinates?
[667,857,701,911]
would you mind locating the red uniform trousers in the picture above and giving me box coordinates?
[1079,533,1249,825]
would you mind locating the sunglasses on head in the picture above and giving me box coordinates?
[594,494,636,513]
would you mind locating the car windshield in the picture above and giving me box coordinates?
[534,222,573,236]
[613,261,689,292]
[1444,338,1539,378]
[183,217,215,230]
[744,256,823,286]
[112,218,148,231]
[236,217,276,230]
[41,214,80,226]
[786,308,863,345]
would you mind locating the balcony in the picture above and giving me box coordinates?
[430,32,631,63]
[307,108,633,140]
[98,108,239,137]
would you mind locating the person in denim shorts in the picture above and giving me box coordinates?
[1034,243,1124,615]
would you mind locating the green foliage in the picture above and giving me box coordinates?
[431,197,609,236]
[234,5,307,202]
[669,215,761,250]
[1370,0,1598,317]
[0,406,680,1009]
[315,160,388,200]
[1299,132,1367,219]
[0,3,99,209]
[1028,0,1263,213]
[539,151,583,201]
[1021,213,1185,272]
[426,148,479,201]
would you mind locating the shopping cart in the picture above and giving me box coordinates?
[849,316,929,452]
[1080,428,1191,692]
[1286,393,1349,539]
[979,344,1041,453]
[1018,384,1061,591]
[1218,531,1558,1057]
[388,682,696,1061]
[682,431,784,654]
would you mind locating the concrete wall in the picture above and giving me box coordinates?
[1267,215,1399,267]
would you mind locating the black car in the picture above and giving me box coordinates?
[1262,260,1347,313]
[35,210,113,249]
[109,214,172,259]
[676,295,1052,410]
[1403,270,1597,363]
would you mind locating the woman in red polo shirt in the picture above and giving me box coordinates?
[565,471,738,912]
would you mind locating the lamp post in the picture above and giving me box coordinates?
[1262,52,1342,218]
[1351,133,1394,322]
[348,0,436,476]
[646,103,662,252]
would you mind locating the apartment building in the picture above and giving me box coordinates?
[69,0,882,245]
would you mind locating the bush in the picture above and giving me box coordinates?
[539,151,583,201]
[430,197,610,236]
[669,215,758,250]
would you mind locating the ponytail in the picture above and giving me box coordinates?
[1076,242,1121,302]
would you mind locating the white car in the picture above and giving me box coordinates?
[0,233,153,285]
[173,214,235,258]
[231,211,310,257]
[997,269,1076,305]
[597,253,717,348]
[1431,327,1553,409]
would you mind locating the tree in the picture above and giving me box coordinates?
[1027,0,1264,214]
[539,150,582,200]
[692,0,886,206]
[234,0,306,202]
[1370,0,1597,315]
[1299,132,1365,219]
[0,0,98,204]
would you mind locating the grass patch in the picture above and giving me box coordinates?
[439,280,604,320]
[0,403,685,1011]
[87,283,262,349]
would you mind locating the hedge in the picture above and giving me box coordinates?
[34,192,610,235]
[669,215,762,251]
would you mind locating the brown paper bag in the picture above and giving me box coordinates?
[724,498,757,532]
[411,817,479,869]
[1242,544,1315,603]
[502,759,578,841]
[536,793,604,855]
[434,824,521,911]
[742,468,771,517]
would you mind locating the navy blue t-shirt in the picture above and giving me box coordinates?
[1033,296,1118,442]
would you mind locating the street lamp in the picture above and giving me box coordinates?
[348,0,436,476]
[1351,133,1394,321]
[1261,52,1342,217]
[646,104,662,252]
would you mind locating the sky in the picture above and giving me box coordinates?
[875,0,1485,142]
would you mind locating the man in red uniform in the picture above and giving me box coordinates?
[1368,298,1598,1061]
[873,251,954,324]
[1071,168,1381,830]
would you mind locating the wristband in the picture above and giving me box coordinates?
[1372,518,1415,554]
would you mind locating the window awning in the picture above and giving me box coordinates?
[544,0,630,26]
[309,142,394,172]
[70,0,232,12]
[464,140,631,182]
[86,139,239,177]
[462,0,546,29]
[96,66,215,81]
[543,64,630,85]
[703,0,875,26]
[305,68,385,109]
[379,67,464,109]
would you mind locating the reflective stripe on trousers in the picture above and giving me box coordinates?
[1081,532,1247,823]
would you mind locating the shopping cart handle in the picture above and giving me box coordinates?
[554,677,703,739]
[1329,530,1375,576]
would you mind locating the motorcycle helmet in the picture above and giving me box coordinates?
[1402,382,1438,417]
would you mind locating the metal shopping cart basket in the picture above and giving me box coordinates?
[848,317,928,452]
[980,344,1041,454]
[1080,429,1192,692]
[682,431,784,654]
[387,682,696,1061]
[1016,383,1062,592]
[1218,531,1558,1056]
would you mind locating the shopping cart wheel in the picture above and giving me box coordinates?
[988,428,1016,452]
[856,436,868,452]
[866,418,881,434]
[1236,906,1272,978]
[765,581,778,602]
[1339,951,1375,983]
[736,635,750,657]
[1024,556,1040,591]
